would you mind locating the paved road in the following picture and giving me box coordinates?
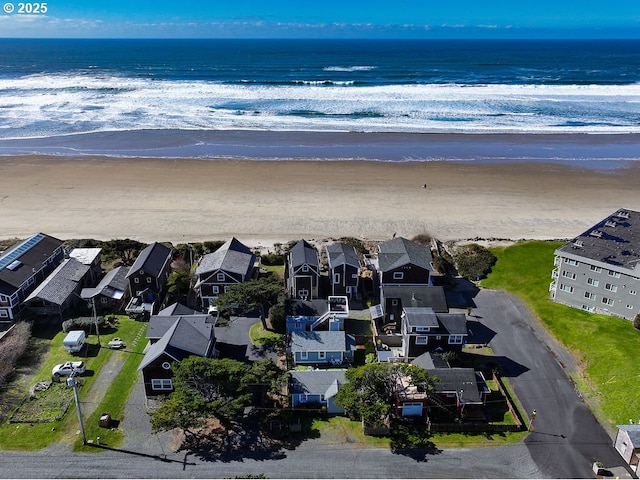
[0,291,628,478]
[473,289,629,478]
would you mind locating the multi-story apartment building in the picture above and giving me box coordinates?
[550,208,640,320]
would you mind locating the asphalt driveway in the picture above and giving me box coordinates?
[473,289,630,478]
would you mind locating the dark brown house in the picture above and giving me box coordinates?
[125,242,172,310]
[286,240,320,300]
[194,238,256,309]
[0,233,65,322]
[326,242,360,298]
[377,237,433,288]
[138,311,217,396]
[81,266,130,314]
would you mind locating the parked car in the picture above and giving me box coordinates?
[52,361,86,376]
[107,337,125,349]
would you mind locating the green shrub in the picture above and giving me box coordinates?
[261,253,284,266]
[454,243,497,280]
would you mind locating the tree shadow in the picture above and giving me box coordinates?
[389,420,442,462]
[180,411,320,463]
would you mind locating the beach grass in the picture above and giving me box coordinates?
[481,240,640,426]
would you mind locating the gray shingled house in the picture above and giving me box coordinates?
[551,208,640,320]
[377,237,434,288]
[194,237,256,309]
[24,257,92,319]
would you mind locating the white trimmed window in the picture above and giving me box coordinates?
[146,276,152,284]
[318,351,326,359]
[559,284,574,293]
[448,335,464,344]
[415,326,430,332]
[608,270,621,278]
[605,283,618,292]
[134,277,140,284]
[590,265,602,273]
[584,291,596,300]
[627,304,634,310]
[393,271,404,280]
[151,379,173,391]
[581,305,595,312]
[0,295,6,303]
[587,278,599,287]
[565,258,579,266]
[352,273,358,279]
[562,271,576,280]
[224,286,230,293]
[602,297,614,306]
[212,286,219,294]
[630,290,637,296]
[333,273,340,284]
[300,351,308,360]
[302,265,309,272]
[415,336,428,345]
[0,310,8,318]
[217,273,225,281]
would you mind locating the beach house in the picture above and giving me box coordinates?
[286,240,321,300]
[194,237,257,309]
[550,208,640,320]
[0,233,65,322]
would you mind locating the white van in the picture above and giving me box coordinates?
[63,330,86,353]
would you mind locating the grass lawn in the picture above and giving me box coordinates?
[0,316,145,450]
[249,322,283,347]
[481,240,640,427]
[312,416,527,449]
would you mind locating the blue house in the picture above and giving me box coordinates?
[290,330,355,366]
[290,369,348,414]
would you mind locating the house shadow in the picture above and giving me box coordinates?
[465,321,496,345]
[492,356,530,377]
[444,278,481,309]
[215,342,251,364]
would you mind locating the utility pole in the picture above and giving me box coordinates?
[67,374,87,444]
[91,296,100,347]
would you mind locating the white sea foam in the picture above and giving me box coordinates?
[323,66,377,72]
[1,74,640,138]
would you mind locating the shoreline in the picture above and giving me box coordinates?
[1,130,639,167]
[2,154,640,245]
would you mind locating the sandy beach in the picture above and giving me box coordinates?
[1,153,640,246]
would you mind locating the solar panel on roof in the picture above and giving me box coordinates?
[0,234,45,270]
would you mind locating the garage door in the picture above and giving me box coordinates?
[402,402,423,416]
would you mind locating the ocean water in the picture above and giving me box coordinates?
[0,38,639,160]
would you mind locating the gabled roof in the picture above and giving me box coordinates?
[617,424,640,445]
[81,266,129,300]
[289,240,319,269]
[157,302,199,316]
[146,313,213,340]
[382,285,448,313]
[556,208,640,271]
[377,237,433,273]
[25,258,90,306]
[139,315,216,370]
[290,330,348,353]
[326,243,360,269]
[411,352,450,370]
[290,369,347,398]
[436,313,468,336]
[403,307,439,328]
[126,242,172,278]
[428,367,483,403]
[195,237,255,278]
[0,233,64,293]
